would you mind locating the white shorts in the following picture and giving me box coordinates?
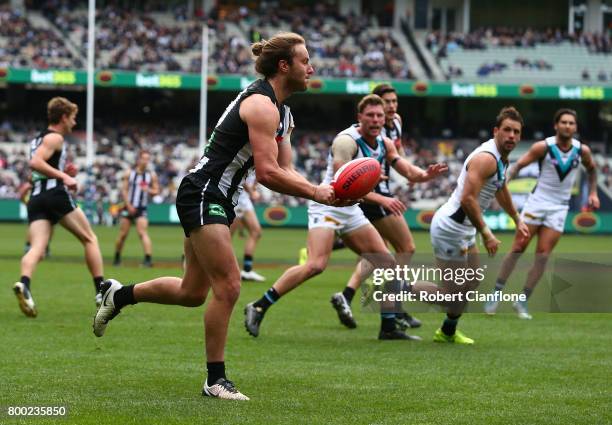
[430,212,476,262]
[307,201,370,236]
[234,192,254,219]
[521,200,568,233]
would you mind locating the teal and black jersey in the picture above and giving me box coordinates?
[187,79,293,208]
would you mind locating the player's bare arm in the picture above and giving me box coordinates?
[507,140,547,181]
[580,144,600,209]
[383,138,448,182]
[495,183,530,239]
[120,171,135,214]
[242,94,334,205]
[460,153,501,255]
[30,133,77,190]
[149,173,160,196]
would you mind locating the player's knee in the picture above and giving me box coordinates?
[215,279,241,305]
[511,244,526,254]
[252,227,262,240]
[181,290,206,307]
[305,260,326,278]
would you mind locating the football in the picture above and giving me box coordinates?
[332,157,381,200]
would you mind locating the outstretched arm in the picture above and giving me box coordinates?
[580,144,600,209]
[383,138,448,183]
[508,140,547,181]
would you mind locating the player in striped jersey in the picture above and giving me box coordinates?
[13,97,105,317]
[94,32,336,400]
[423,107,529,344]
[484,109,599,319]
[113,150,160,268]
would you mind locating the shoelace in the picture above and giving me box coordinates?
[220,380,238,393]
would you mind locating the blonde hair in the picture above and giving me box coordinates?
[357,94,384,113]
[251,32,305,78]
[47,97,78,124]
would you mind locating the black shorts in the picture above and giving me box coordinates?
[175,176,235,237]
[27,187,76,224]
[359,197,392,222]
[120,206,148,222]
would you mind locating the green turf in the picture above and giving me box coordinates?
[0,223,610,424]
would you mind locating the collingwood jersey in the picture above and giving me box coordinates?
[438,139,507,231]
[380,116,402,196]
[189,79,294,207]
[127,170,152,209]
[529,137,582,205]
[29,129,67,196]
[322,125,389,195]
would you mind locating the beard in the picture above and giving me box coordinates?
[287,73,308,93]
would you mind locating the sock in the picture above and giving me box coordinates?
[332,239,345,251]
[206,361,226,385]
[144,254,152,263]
[494,278,506,292]
[114,252,121,262]
[114,284,137,309]
[441,313,461,336]
[20,276,31,290]
[522,287,533,299]
[24,242,31,253]
[253,287,280,311]
[342,287,355,304]
[380,313,396,332]
[93,276,104,293]
[243,254,253,272]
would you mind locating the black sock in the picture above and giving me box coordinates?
[20,276,31,290]
[144,254,152,263]
[114,284,137,309]
[243,254,253,272]
[114,252,121,262]
[442,313,461,336]
[342,287,355,304]
[253,287,280,311]
[380,313,396,332]
[93,276,104,293]
[522,287,533,299]
[332,239,345,251]
[206,361,226,385]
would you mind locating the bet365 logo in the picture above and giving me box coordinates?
[208,204,226,217]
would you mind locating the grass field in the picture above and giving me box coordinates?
[1,223,610,424]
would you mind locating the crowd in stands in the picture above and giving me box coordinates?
[0,5,82,69]
[1,1,414,79]
[427,27,612,57]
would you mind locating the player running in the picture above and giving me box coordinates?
[418,106,529,344]
[331,84,421,330]
[113,150,160,268]
[93,32,337,401]
[230,175,266,282]
[245,94,447,340]
[484,109,599,319]
[13,97,105,317]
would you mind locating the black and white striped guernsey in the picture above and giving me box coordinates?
[29,129,67,196]
[188,79,293,207]
[127,170,152,208]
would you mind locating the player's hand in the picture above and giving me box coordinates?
[516,219,530,240]
[482,229,501,257]
[422,163,449,181]
[64,162,78,177]
[62,174,78,191]
[250,190,261,203]
[588,193,600,210]
[127,204,137,215]
[381,197,406,216]
[313,184,335,205]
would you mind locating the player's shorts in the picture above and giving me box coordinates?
[120,206,148,221]
[175,175,235,237]
[521,199,568,233]
[430,212,476,262]
[359,195,392,222]
[27,186,76,225]
[234,192,254,219]
[307,201,370,236]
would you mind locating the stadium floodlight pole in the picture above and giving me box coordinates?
[199,24,209,153]
[85,0,96,169]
